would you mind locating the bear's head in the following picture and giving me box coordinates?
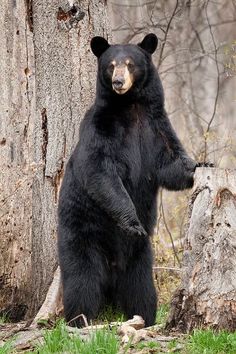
[90,34,158,96]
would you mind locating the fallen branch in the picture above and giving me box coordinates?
[31,266,62,327]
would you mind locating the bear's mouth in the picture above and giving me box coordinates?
[112,86,130,95]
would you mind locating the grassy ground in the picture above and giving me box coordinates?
[185,330,236,354]
[34,322,119,354]
[0,315,9,325]
[1,306,236,354]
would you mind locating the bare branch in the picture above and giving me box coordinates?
[159,190,180,266]
[157,0,179,68]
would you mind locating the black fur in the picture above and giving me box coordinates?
[58,34,197,327]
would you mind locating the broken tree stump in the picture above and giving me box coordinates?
[166,168,236,332]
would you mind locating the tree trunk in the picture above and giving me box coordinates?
[167,167,236,332]
[0,0,110,321]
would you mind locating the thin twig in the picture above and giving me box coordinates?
[68,314,89,327]
[158,0,179,68]
[159,190,180,265]
[153,266,182,272]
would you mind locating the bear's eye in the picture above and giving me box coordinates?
[108,63,114,72]
[127,62,135,71]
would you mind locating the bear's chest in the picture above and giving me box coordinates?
[115,110,157,186]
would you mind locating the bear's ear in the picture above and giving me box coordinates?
[90,36,110,58]
[138,33,158,54]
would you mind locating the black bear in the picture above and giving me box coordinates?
[58,33,200,327]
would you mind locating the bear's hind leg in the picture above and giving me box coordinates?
[60,245,109,327]
[117,243,157,327]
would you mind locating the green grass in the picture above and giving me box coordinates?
[33,319,120,354]
[0,316,13,354]
[0,315,9,325]
[96,305,126,323]
[155,303,169,326]
[0,340,13,354]
[135,340,161,351]
[185,329,236,354]
[168,338,182,353]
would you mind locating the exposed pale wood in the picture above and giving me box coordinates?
[0,0,110,321]
[167,167,236,332]
[31,266,61,326]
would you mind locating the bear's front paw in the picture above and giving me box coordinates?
[128,224,148,237]
[122,222,147,237]
[181,156,196,172]
[196,162,214,168]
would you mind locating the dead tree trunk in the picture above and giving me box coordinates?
[167,167,236,332]
[0,0,110,321]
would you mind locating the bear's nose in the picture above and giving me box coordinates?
[112,79,124,90]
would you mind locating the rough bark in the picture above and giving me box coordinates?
[0,0,110,321]
[167,167,236,332]
[0,0,36,321]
